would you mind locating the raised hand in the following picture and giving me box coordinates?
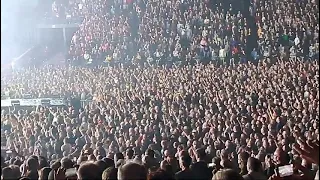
[293,139,319,165]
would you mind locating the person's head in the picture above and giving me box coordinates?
[145,149,155,158]
[238,151,249,173]
[38,156,49,170]
[212,169,244,180]
[50,161,61,171]
[38,167,52,180]
[26,158,39,171]
[77,162,100,180]
[247,157,262,173]
[238,151,250,164]
[2,166,13,180]
[273,148,288,165]
[102,158,115,168]
[102,167,118,180]
[160,160,168,170]
[95,160,108,176]
[195,148,206,161]
[117,162,147,180]
[114,153,124,163]
[61,157,73,169]
[8,165,20,179]
[126,149,134,159]
[178,154,192,169]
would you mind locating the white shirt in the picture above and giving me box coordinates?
[173,50,179,57]
[113,52,118,59]
[219,49,225,58]
[84,53,90,60]
[290,47,296,56]
[177,23,183,32]
[155,51,161,58]
[181,29,186,36]
[294,37,300,46]
[202,29,208,37]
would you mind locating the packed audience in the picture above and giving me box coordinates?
[253,0,319,60]
[68,0,257,65]
[1,58,319,180]
[65,0,319,66]
[1,0,320,179]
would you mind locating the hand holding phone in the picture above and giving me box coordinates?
[276,164,294,178]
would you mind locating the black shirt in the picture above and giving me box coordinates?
[191,161,212,180]
[175,169,195,180]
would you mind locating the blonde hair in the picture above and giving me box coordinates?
[212,169,244,180]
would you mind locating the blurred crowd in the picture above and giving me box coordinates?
[68,0,257,65]
[254,0,319,61]
[1,0,320,179]
[65,0,319,65]
[1,59,319,180]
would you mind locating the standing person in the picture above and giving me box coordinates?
[25,158,39,180]
[243,157,267,180]
[251,48,259,63]
[219,46,226,65]
[190,148,212,180]
[175,153,194,180]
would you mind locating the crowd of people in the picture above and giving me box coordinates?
[1,0,320,179]
[65,0,319,66]
[1,58,319,180]
[67,0,258,65]
[254,0,319,61]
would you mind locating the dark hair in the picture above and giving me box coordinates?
[39,156,49,169]
[146,149,155,157]
[126,149,134,159]
[39,167,52,180]
[26,158,39,171]
[247,157,262,172]
[95,160,108,177]
[239,152,250,162]
[162,164,174,177]
[115,153,125,161]
[103,157,115,168]
[2,167,13,180]
[196,148,206,160]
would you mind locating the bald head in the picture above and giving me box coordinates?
[118,162,147,180]
[274,148,288,165]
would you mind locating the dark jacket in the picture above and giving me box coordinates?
[191,161,212,180]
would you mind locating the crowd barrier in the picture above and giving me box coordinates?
[1,98,65,107]
[1,98,94,108]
